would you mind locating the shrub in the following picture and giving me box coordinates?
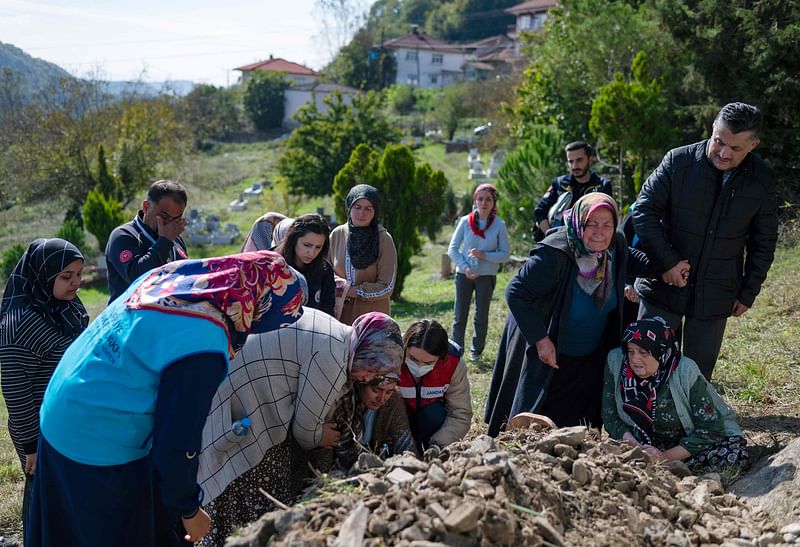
[55,219,88,256]
[83,187,126,253]
[1,243,26,280]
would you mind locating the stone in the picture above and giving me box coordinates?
[622,446,650,463]
[483,451,506,465]
[368,517,388,537]
[426,502,449,522]
[400,526,427,542]
[572,460,592,485]
[469,435,496,454]
[532,517,566,547]
[781,523,800,536]
[368,480,389,495]
[464,465,501,481]
[755,532,780,547]
[553,444,578,459]
[389,455,429,473]
[444,502,483,533]
[386,468,415,485]
[387,514,415,535]
[460,479,495,498]
[677,509,699,528]
[721,540,755,547]
[358,452,385,470]
[427,464,448,487]
[662,460,693,478]
[333,503,369,547]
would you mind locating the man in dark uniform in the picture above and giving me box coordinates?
[105,179,189,302]
[632,102,778,379]
[534,141,613,239]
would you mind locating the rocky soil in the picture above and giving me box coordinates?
[226,425,800,547]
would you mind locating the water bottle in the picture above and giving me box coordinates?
[231,417,251,437]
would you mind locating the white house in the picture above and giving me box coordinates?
[234,56,320,86]
[382,28,467,88]
[282,82,359,128]
[506,0,557,41]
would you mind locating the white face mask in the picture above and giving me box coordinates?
[405,358,435,378]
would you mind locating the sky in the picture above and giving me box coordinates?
[0,0,361,86]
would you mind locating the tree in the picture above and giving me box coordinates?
[333,143,447,298]
[315,0,369,61]
[279,91,399,197]
[96,145,119,200]
[514,0,677,140]
[433,85,470,141]
[496,124,564,241]
[323,27,396,90]
[83,186,125,253]
[182,84,242,148]
[589,52,677,204]
[243,71,288,131]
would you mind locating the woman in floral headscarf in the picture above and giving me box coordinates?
[1,238,88,544]
[329,184,397,325]
[602,316,748,473]
[485,193,665,436]
[447,183,510,360]
[198,308,404,546]
[26,251,305,547]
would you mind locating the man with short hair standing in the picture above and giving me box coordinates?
[534,141,613,238]
[105,179,189,302]
[632,102,778,380]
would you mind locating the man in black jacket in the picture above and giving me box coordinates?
[632,102,778,379]
[534,141,613,239]
[105,180,189,302]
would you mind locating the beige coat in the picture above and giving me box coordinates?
[329,224,397,325]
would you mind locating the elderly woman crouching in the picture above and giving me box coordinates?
[602,316,749,473]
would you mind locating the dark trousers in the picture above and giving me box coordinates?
[638,298,728,380]
[22,473,33,545]
[410,401,447,451]
[452,273,496,357]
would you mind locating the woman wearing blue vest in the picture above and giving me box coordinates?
[26,251,306,547]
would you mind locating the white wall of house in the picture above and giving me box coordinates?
[283,88,356,127]
[392,47,466,88]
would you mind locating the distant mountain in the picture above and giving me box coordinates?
[0,42,195,104]
[0,41,75,98]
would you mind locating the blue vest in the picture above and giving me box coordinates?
[41,291,229,466]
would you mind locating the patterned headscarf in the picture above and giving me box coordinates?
[468,183,498,238]
[619,316,682,444]
[346,184,381,270]
[562,192,618,308]
[349,312,404,379]
[1,238,88,338]
[126,250,306,358]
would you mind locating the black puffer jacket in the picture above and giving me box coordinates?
[632,140,778,319]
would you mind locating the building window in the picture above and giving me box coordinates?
[519,14,532,30]
[429,74,439,85]
[432,53,443,64]
[407,75,419,85]
[405,50,418,61]
[532,14,547,30]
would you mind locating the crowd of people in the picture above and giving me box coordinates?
[0,102,777,546]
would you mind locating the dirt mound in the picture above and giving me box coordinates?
[226,426,799,546]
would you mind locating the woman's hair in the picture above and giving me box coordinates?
[276,213,330,279]
[403,319,449,360]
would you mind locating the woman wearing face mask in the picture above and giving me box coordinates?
[197,309,404,546]
[329,185,397,325]
[602,316,749,473]
[0,239,88,545]
[484,193,664,436]
[274,214,336,317]
[25,251,305,547]
[447,183,510,361]
[399,319,472,455]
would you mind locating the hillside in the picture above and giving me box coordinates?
[0,41,74,104]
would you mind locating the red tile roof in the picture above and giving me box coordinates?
[235,57,319,76]
[506,0,557,15]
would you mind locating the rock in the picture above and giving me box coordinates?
[532,516,566,547]
[721,540,755,547]
[464,465,501,481]
[677,509,699,528]
[444,502,483,533]
[572,460,592,485]
[389,454,429,473]
[550,466,570,482]
[426,502,449,522]
[368,480,389,495]
[400,525,427,541]
[358,452,385,470]
[368,517,388,537]
[333,503,369,547]
[483,451,506,465]
[409,542,448,547]
[661,460,693,478]
[386,467,416,485]
[469,435,496,454]
[755,532,780,546]
[622,445,650,463]
[427,464,448,487]
[783,533,798,543]
[781,523,800,536]
[731,441,800,529]
[387,514,415,535]
[553,444,578,459]
[461,479,495,498]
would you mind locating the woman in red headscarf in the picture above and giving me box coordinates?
[447,183,510,360]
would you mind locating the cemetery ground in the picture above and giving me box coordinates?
[0,142,799,542]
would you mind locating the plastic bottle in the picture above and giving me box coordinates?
[231,416,251,437]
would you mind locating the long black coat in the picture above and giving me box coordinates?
[483,230,655,437]
[632,140,778,319]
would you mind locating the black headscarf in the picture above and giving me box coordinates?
[619,316,682,444]
[1,238,88,338]
[346,184,381,270]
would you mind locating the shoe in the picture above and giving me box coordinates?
[468,352,481,362]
